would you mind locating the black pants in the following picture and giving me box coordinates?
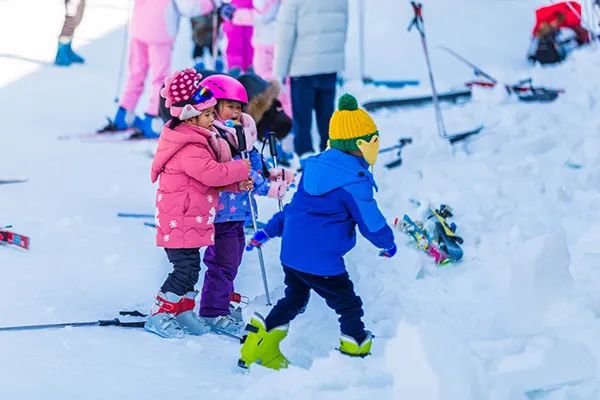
[265,266,366,343]
[290,73,337,156]
[161,248,201,296]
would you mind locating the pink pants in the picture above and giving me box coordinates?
[223,23,253,72]
[120,38,173,116]
[253,43,292,117]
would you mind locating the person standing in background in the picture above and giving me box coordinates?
[108,0,217,138]
[55,0,86,66]
[274,0,348,162]
[222,0,254,75]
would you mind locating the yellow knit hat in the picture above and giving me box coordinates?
[329,93,380,165]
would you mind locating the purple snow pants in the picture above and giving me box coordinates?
[200,221,245,317]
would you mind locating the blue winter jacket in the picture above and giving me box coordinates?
[216,148,271,223]
[263,149,394,276]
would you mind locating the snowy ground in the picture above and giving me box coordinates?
[2,0,600,399]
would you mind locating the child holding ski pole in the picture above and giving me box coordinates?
[198,74,294,335]
[239,94,396,370]
[146,68,252,339]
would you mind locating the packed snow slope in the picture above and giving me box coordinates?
[1,0,600,399]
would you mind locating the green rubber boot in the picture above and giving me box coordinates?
[238,313,289,370]
[339,331,373,357]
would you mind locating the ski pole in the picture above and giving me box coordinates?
[266,131,283,212]
[114,1,132,104]
[0,319,145,332]
[408,2,447,140]
[358,0,366,81]
[117,212,154,219]
[234,126,272,306]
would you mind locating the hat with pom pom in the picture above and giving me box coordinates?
[160,68,217,120]
[328,93,380,165]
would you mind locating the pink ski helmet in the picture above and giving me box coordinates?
[200,74,248,104]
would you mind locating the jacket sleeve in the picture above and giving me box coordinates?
[340,184,395,250]
[182,146,249,188]
[249,150,271,197]
[264,209,285,238]
[175,0,214,17]
[274,0,298,78]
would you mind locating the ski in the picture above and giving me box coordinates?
[362,77,420,89]
[425,205,464,262]
[0,318,145,332]
[57,127,140,141]
[0,229,30,250]
[0,310,242,340]
[119,310,242,341]
[447,125,485,144]
[395,215,449,265]
[362,88,472,112]
[441,46,563,103]
[379,137,413,169]
[435,222,463,261]
[0,179,28,185]
[117,212,154,219]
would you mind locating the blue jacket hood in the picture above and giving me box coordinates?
[303,149,378,195]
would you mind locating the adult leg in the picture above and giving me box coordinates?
[146,42,173,116]
[55,0,86,66]
[60,0,86,39]
[161,248,201,296]
[265,266,311,330]
[314,73,337,152]
[290,76,316,157]
[200,222,245,317]
[309,272,366,343]
[119,39,150,113]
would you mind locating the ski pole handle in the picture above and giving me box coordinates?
[234,125,248,158]
[267,131,278,158]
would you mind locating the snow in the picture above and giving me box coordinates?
[2,0,600,399]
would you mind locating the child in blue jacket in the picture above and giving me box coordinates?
[239,94,396,370]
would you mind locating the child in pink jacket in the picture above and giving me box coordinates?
[111,0,215,139]
[145,68,252,339]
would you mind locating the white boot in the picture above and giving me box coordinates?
[175,291,211,335]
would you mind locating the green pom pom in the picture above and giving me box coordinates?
[338,93,358,111]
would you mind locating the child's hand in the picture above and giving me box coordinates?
[242,159,251,170]
[246,230,270,251]
[239,178,254,191]
[379,244,397,258]
[267,181,288,199]
[268,168,295,185]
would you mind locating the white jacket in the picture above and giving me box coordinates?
[274,0,348,78]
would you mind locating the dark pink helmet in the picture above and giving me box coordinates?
[200,74,248,104]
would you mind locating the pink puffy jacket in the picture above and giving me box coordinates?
[131,0,215,45]
[151,122,250,248]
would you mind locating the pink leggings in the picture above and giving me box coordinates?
[120,38,173,116]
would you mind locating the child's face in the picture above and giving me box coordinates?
[197,107,215,129]
[217,100,243,122]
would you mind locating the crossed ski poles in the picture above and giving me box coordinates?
[408,2,447,140]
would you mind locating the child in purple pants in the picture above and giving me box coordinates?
[199,74,294,334]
